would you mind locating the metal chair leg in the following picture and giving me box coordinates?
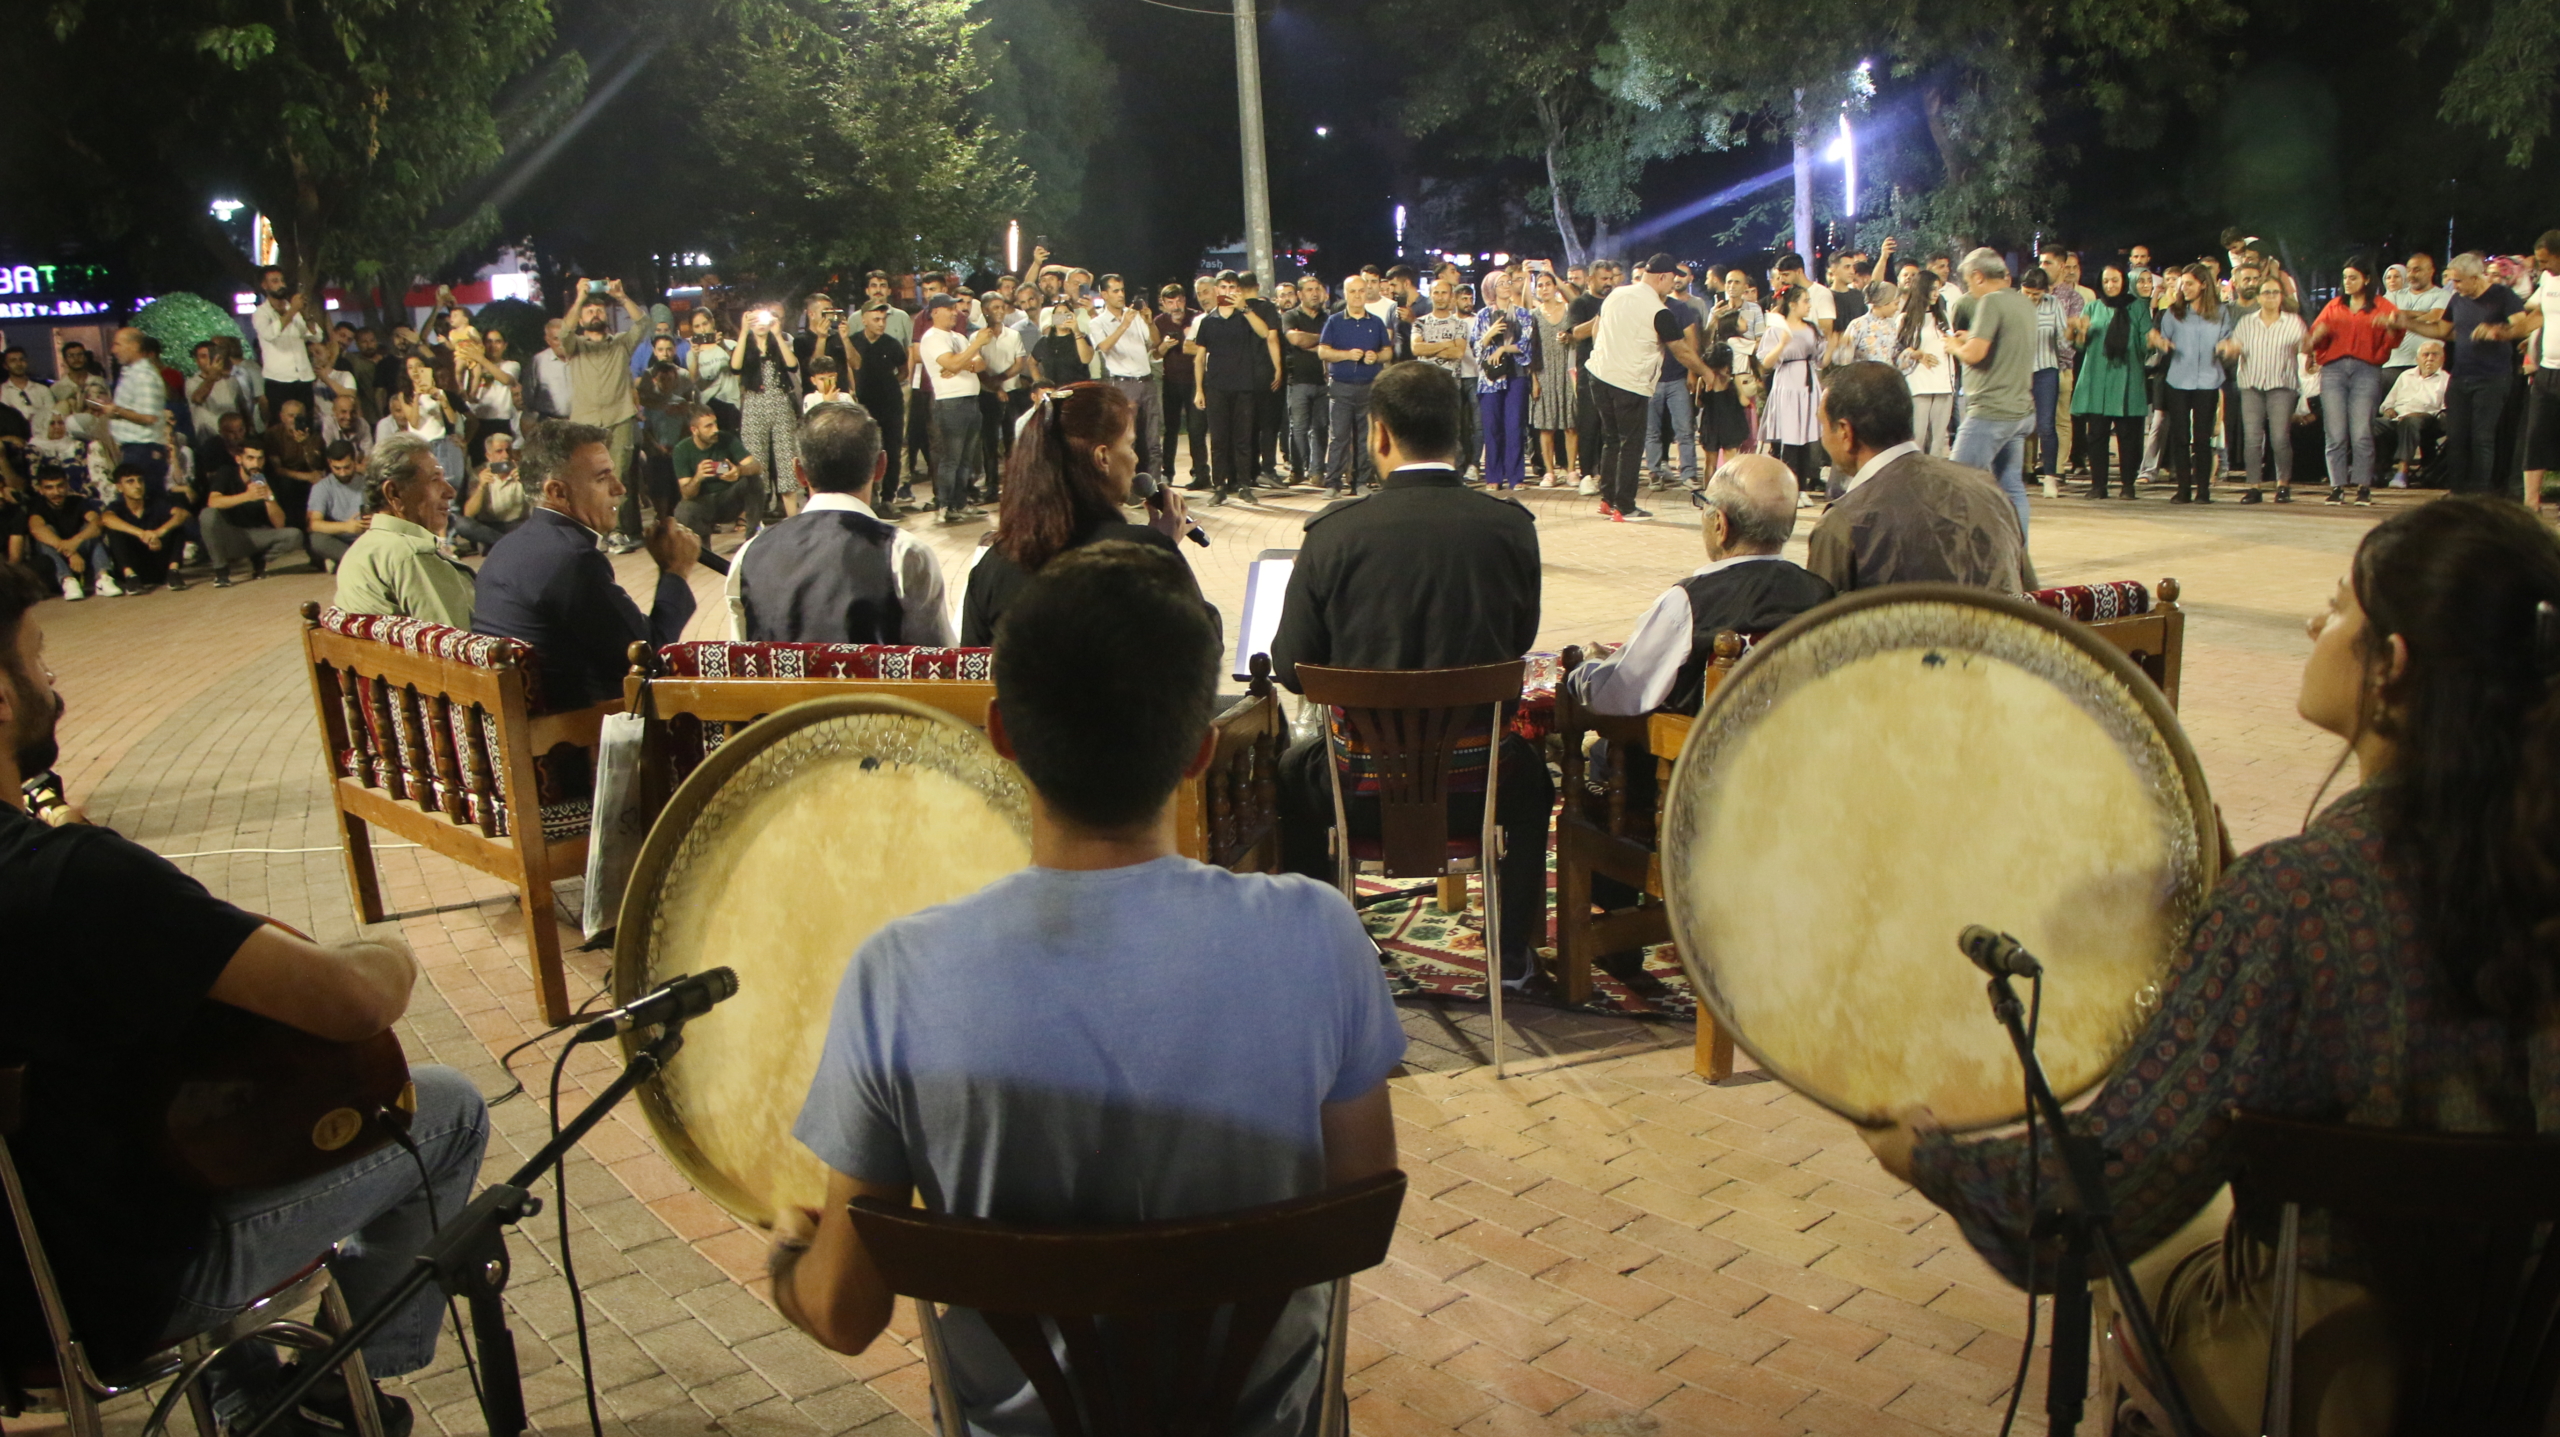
[1484,700,1506,1079]
[320,1272,387,1437]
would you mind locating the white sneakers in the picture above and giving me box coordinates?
[60,577,84,602]
[94,572,124,598]
[1577,475,1600,496]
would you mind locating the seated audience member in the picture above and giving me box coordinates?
[321,390,373,457]
[335,436,475,628]
[1571,453,1835,718]
[1867,497,2560,1437]
[2378,340,2448,487]
[0,561,489,1431]
[801,355,857,412]
[1268,360,1551,988]
[725,402,951,644]
[304,440,370,570]
[670,405,767,542]
[201,435,306,587]
[771,542,1403,1434]
[262,397,327,521]
[473,420,699,712]
[23,469,117,601]
[960,381,1199,645]
[1806,361,2037,594]
[99,462,190,592]
[453,431,530,553]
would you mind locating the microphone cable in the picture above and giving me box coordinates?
[391,1125,488,1423]
[549,1035,610,1437]
[1994,972,2045,1437]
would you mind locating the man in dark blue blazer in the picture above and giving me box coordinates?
[473,421,700,712]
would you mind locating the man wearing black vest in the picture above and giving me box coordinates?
[722,402,952,644]
[1269,361,1551,988]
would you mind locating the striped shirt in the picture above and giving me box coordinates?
[2230,311,2308,391]
[2028,293,2064,372]
[109,360,167,445]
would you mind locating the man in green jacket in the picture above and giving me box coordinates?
[333,434,476,628]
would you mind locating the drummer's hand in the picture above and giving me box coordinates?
[1857,1105,1942,1184]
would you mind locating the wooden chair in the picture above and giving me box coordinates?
[0,1065,383,1437]
[848,1171,1406,1437]
[1551,645,1668,1007]
[302,604,619,1025]
[2026,577,2186,708]
[2222,1112,2560,1437]
[624,641,1287,872]
[1644,630,1752,1083]
[1293,661,1528,1076]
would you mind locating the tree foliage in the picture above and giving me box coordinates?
[16,0,578,297]
[971,0,1118,246]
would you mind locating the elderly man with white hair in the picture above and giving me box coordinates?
[2377,341,2450,488]
[1946,246,2041,537]
[332,433,478,628]
[2384,249,2528,495]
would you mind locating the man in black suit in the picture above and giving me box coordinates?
[472,421,700,712]
[1270,361,1551,987]
[1806,361,2037,595]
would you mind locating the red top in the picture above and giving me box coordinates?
[2309,296,2398,367]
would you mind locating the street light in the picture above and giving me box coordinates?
[1006,220,1020,275]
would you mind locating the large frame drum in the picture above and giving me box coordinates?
[613,696,1032,1226]
[1658,585,2217,1130]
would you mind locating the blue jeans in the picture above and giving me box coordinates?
[34,538,110,591]
[932,396,981,512]
[1643,378,1697,484]
[2320,358,2383,491]
[1287,382,1329,480]
[2030,369,2060,476]
[163,1065,488,1377]
[1324,381,1372,491]
[1951,410,2035,539]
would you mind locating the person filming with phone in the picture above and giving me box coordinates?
[553,277,651,550]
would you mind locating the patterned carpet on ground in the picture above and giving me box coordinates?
[1355,843,1699,1021]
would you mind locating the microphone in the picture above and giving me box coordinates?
[575,968,740,1042]
[1130,471,1210,548]
[1957,926,2045,979]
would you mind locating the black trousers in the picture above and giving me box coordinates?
[2447,376,2511,494]
[1575,369,1604,478]
[859,388,904,489]
[1255,383,1284,479]
[2164,387,2219,497]
[1592,377,1651,513]
[1204,388,1258,495]
[1163,374,1208,483]
[104,529,174,584]
[905,384,935,481]
[2084,414,2142,497]
[1278,731,1554,978]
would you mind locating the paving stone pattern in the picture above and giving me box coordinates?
[24,473,2392,1435]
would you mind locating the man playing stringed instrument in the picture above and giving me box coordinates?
[0,564,488,1436]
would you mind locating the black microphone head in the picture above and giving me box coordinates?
[703,966,740,1001]
[1129,470,1161,499]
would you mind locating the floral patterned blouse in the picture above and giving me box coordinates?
[1472,306,1536,396]
[1910,787,2560,1287]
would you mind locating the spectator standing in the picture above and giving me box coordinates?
[1080,275,1160,475]
[2147,265,2236,505]
[250,267,319,423]
[304,440,371,568]
[97,462,187,592]
[460,326,523,448]
[554,279,649,548]
[1565,262,1616,494]
[1947,248,2040,533]
[1282,277,1331,487]
[2503,235,2560,507]
[98,327,171,494]
[1529,270,1579,487]
[2221,276,2309,502]
[1186,272,1277,506]
[1473,273,1535,491]
[1236,272,1288,485]
[2021,268,2066,494]
[1592,254,1717,522]
[973,295,1028,497]
[0,348,54,435]
[1640,270,1704,492]
[636,338,699,453]
[2379,252,2449,419]
[1754,284,1828,501]
[1154,285,1207,488]
[848,304,908,501]
[187,341,252,439]
[730,307,799,530]
[2387,251,2527,499]
[381,359,466,498]
[688,309,740,434]
[527,318,572,427]
[917,297,993,523]
[2305,255,2398,505]
[1316,274,1390,497]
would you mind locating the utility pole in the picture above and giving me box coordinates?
[1233,0,1275,287]
[1791,89,1813,260]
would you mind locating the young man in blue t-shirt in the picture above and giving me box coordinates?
[774,541,1405,1436]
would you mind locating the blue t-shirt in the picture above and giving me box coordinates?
[796,855,1406,1437]
[1318,312,1389,385]
[2156,306,2235,392]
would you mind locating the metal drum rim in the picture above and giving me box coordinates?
[1657,582,2219,1130]
[610,692,1003,1227]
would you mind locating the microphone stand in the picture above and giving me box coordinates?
[1980,970,2202,1437]
[237,1022,692,1437]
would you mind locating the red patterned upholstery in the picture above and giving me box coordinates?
[2027,581,2152,623]
[657,642,993,681]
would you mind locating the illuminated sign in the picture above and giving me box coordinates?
[0,261,118,320]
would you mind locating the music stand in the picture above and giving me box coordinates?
[1234,548,1296,683]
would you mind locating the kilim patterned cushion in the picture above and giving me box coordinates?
[657,642,993,681]
[2027,581,2152,623]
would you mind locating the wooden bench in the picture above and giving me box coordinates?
[302,602,618,1025]
[623,641,1287,872]
[2027,577,2185,708]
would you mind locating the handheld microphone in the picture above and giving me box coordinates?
[575,968,740,1042]
[1130,471,1210,548]
[1957,926,2044,979]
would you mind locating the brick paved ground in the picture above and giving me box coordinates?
[24,471,2397,1436]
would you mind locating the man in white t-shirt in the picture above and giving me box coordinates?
[974,292,1029,486]
[1774,254,1835,335]
[1081,274,1160,473]
[1587,253,1715,523]
[2502,231,2560,507]
[0,347,55,435]
[186,341,252,438]
[916,296,993,523]
[250,266,319,425]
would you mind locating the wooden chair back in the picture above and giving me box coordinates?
[625,644,1287,872]
[1550,645,1667,1007]
[848,1171,1406,1437]
[1291,661,1525,879]
[2230,1111,2560,1437]
[1644,630,1754,1081]
[2027,577,2186,708]
[302,603,615,1024]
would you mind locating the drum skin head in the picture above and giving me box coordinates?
[614,696,1031,1227]
[1660,586,2216,1131]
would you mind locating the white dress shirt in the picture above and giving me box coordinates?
[1081,306,1154,379]
[252,299,317,383]
[1570,553,1796,716]
[1843,440,1920,493]
[723,492,955,646]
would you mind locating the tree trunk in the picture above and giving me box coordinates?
[1922,84,1971,190]
[1588,218,1619,263]
[1535,95,1586,272]
[1792,89,1814,261]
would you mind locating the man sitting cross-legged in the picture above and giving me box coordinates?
[771,541,1405,1435]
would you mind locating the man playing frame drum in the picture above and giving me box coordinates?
[1863,498,2560,1435]
[770,542,1405,1433]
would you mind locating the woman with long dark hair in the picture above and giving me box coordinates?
[2148,263,2236,503]
[961,381,1200,645]
[2306,255,2398,506]
[728,307,800,525]
[1756,282,1826,492]
[1896,270,1956,457]
[1867,496,2560,1434]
